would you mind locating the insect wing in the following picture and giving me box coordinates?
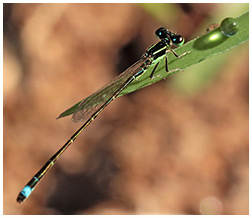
[72,59,146,122]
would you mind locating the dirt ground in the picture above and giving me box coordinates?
[3,3,248,215]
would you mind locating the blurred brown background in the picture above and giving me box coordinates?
[3,3,248,215]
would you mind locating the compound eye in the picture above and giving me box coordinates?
[155,27,168,39]
[172,35,184,47]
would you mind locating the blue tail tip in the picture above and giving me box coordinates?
[17,186,32,203]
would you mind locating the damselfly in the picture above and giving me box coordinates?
[17,27,188,203]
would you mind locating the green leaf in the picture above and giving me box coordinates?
[57,101,81,119]
[58,11,248,119]
[119,11,248,96]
